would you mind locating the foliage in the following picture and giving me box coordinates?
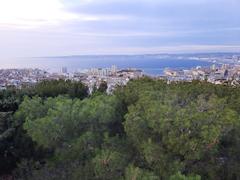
[0,80,89,177]
[117,78,240,179]
[124,165,159,180]
[1,78,240,179]
[14,94,127,179]
[33,79,89,99]
[98,81,108,93]
[170,172,201,180]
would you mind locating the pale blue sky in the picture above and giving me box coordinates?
[0,0,240,57]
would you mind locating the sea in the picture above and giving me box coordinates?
[1,55,214,76]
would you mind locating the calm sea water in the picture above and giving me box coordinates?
[1,56,213,76]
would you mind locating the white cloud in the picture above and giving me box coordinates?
[0,0,78,28]
[0,0,130,29]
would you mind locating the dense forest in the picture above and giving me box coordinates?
[1,78,240,180]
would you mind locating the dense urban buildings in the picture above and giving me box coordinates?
[163,64,240,86]
[0,65,143,93]
[1,54,240,92]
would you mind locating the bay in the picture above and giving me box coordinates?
[0,55,213,75]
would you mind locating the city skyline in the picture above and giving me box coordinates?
[0,0,240,58]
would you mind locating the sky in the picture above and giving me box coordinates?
[0,0,240,57]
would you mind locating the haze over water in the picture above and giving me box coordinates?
[1,56,213,75]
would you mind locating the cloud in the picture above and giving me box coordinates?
[0,0,120,29]
[0,0,240,56]
[0,0,77,28]
[0,0,131,29]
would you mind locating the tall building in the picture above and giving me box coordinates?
[111,65,117,75]
[211,64,216,71]
[61,67,68,74]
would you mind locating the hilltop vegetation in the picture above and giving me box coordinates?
[1,78,240,179]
